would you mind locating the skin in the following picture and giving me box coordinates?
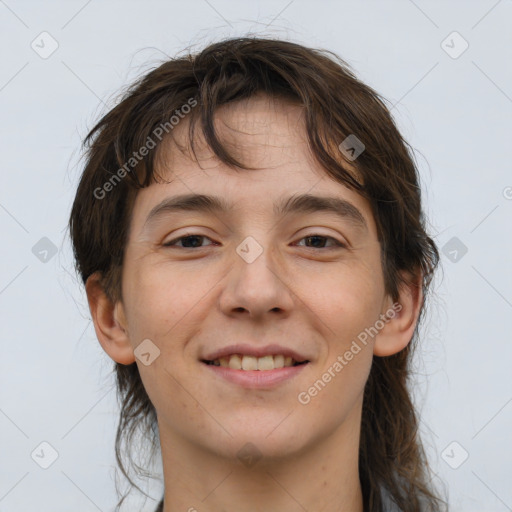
[86,95,422,512]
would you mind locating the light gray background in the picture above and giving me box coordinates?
[1,1,511,511]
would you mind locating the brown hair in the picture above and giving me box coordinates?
[69,37,447,511]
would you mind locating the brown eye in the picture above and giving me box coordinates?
[163,235,215,249]
[295,235,345,249]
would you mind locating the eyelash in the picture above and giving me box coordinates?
[162,234,346,250]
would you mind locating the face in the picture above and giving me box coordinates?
[116,95,391,461]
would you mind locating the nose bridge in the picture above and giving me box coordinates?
[235,232,279,288]
[221,230,293,315]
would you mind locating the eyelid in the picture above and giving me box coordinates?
[162,231,215,247]
[294,234,347,249]
[295,228,350,248]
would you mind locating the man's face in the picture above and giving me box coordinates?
[117,95,390,460]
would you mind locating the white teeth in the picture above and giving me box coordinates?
[257,355,274,370]
[273,355,284,369]
[242,355,258,370]
[209,354,302,370]
[228,354,242,370]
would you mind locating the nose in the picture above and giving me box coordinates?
[219,236,295,319]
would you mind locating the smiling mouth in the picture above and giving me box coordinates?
[201,354,310,371]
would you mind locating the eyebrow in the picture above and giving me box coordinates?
[143,193,368,232]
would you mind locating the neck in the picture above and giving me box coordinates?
[159,404,364,512]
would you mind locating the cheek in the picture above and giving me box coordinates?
[300,258,385,340]
[122,260,213,341]
[295,257,383,403]
[297,350,372,446]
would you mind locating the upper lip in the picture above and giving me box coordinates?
[202,344,310,362]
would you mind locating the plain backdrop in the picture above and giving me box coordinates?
[1,1,511,511]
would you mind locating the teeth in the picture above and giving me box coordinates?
[228,354,242,369]
[274,355,285,369]
[257,355,274,370]
[242,355,258,370]
[209,354,303,370]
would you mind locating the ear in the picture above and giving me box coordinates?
[85,272,135,365]
[373,271,423,357]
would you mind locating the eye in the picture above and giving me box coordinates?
[294,234,346,249]
[162,234,217,249]
[162,233,345,250]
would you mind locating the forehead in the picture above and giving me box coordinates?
[158,94,313,173]
[130,95,376,234]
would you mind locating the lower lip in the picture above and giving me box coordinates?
[202,362,309,389]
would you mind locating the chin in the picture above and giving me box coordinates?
[215,425,310,466]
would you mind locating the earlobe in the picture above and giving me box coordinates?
[373,272,423,357]
[85,272,136,365]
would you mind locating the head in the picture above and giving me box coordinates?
[69,37,444,511]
